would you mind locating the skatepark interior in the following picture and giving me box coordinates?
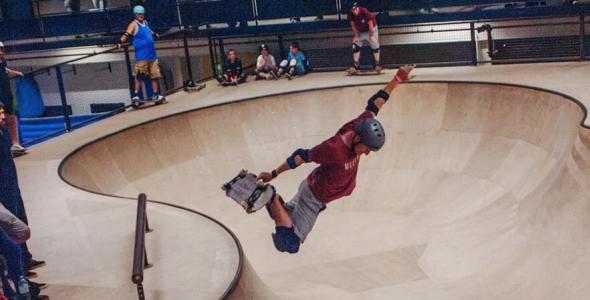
[13,62,590,299]
[6,3,590,300]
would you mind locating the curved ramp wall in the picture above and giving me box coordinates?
[60,83,590,299]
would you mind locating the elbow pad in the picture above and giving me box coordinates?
[287,148,309,169]
[366,90,390,114]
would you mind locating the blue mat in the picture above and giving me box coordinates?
[20,113,110,146]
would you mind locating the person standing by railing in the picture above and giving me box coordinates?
[347,2,382,75]
[0,42,27,157]
[118,5,165,102]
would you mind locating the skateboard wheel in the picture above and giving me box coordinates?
[238,169,248,177]
[240,201,249,210]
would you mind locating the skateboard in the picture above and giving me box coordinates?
[183,80,206,92]
[346,68,384,76]
[131,96,166,109]
[222,169,276,214]
[220,81,238,87]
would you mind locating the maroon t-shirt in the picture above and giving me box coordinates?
[348,7,377,33]
[306,111,374,203]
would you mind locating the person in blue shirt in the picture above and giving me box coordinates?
[277,42,310,80]
[118,6,164,101]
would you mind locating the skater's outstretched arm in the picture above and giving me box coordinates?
[365,65,415,117]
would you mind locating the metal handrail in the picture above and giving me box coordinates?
[131,193,153,300]
[18,28,181,78]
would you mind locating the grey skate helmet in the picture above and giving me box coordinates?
[354,118,385,151]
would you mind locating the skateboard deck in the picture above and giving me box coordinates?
[183,82,206,93]
[131,97,166,109]
[346,69,383,76]
[222,169,276,213]
[220,81,238,87]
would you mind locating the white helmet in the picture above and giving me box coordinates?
[0,41,4,48]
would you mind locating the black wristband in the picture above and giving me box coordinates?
[376,89,390,101]
[271,170,278,178]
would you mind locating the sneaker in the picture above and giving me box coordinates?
[347,66,358,76]
[11,144,26,153]
[270,70,279,80]
[29,281,48,290]
[152,94,165,101]
[29,282,50,300]
[28,259,46,271]
[131,96,140,101]
[26,271,38,279]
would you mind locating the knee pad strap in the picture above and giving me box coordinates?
[352,42,361,53]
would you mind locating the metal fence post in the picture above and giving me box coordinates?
[55,66,72,132]
[252,0,259,26]
[219,39,226,62]
[176,0,183,28]
[208,32,217,76]
[470,22,478,65]
[278,35,286,59]
[183,31,194,80]
[123,46,135,98]
[580,14,586,61]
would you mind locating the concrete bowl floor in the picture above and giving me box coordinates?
[17,63,590,299]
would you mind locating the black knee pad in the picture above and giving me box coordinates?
[352,42,361,53]
[272,226,300,253]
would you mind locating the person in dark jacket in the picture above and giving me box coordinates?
[217,49,247,85]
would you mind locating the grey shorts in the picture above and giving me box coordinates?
[358,27,380,50]
[285,180,326,241]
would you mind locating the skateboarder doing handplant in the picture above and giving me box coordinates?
[256,65,415,253]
